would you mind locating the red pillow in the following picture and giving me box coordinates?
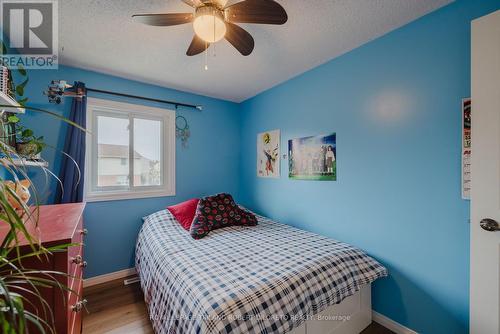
[167,199,199,231]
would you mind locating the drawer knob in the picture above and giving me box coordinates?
[71,299,87,313]
[80,228,88,236]
[71,255,83,265]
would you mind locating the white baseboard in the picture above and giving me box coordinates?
[83,268,136,288]
[372,311,418,334]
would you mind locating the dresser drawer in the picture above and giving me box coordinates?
[68,245,85,279]
[67,258,84,334]
[67,216,86,334]
[67,223,87,334]
[67,217,86,289]
[72,216,85,244]
[68,244,84,290]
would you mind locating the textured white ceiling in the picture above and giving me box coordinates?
[59,0,453,102]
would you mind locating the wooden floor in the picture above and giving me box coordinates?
[83,277,153,334]
[83,277,394,334]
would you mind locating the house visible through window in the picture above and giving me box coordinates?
[85,98,175,201]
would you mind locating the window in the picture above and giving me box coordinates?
[85,98,175,201]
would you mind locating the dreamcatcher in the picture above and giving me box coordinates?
[176,115,190,148]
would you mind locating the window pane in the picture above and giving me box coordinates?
[97,116,130,187]
[133,118,161,186]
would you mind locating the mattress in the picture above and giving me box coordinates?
[135,209,387,334]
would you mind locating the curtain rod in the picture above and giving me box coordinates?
[86,88,203,111]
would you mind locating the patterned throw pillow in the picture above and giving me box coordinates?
[190,193,257,239]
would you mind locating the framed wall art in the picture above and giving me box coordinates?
[288,133,336,181]
[257,129,280,178]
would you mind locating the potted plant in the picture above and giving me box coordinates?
[5,115,45,158]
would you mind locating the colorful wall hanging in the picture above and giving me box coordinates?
[176,115,190,148]
[257,129,280,178]
[288,133,336,181]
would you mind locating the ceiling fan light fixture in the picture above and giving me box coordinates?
[134,0,288,57]
[193,6,226,43]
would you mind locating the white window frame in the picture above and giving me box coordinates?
[84,98,175,202]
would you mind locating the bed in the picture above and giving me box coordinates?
[135,209,387,334]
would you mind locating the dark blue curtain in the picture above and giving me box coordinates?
[56,82,86,203]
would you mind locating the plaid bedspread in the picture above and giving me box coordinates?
[136,209,387,334]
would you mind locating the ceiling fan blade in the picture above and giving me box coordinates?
[225,22,254,56]
[225,0,287,25]
[213,0,230,7]
[132,13,193,26]
[181,0,204,7]
[187,35,209,56]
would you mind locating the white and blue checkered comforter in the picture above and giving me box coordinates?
[136,209,387,334]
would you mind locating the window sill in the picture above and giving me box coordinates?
[84,189,175,202]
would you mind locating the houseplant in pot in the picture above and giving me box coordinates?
[5,114,45,159]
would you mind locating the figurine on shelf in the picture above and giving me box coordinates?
[44,80,84,104]
[3,179,31,210]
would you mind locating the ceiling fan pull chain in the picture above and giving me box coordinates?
[213,36,216,58]
[213,8,217,58]
[205,40,209,70]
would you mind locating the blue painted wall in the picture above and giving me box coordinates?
[238,1,499,333]
[18,66,241,278]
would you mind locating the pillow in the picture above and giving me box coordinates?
[190,193,257,239]
[167,198,199,231]
[235,206,258,226]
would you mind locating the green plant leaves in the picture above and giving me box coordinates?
[15,77,28,97]
[21,129,33,138]
[0,41,7,55]
[16,98,28,106]
[0,104,89,133]
[6,116,19,124]
[18,78,28,89]
[15,85,23,97]
[17,65,26,77]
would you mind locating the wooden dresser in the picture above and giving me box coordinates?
[0,203,87,334]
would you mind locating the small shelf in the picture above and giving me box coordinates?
[0,91,25,114]
[1,158,48,168]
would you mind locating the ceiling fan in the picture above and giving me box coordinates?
[132,0,287,56]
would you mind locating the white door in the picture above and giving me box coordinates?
[470,9,500,334]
